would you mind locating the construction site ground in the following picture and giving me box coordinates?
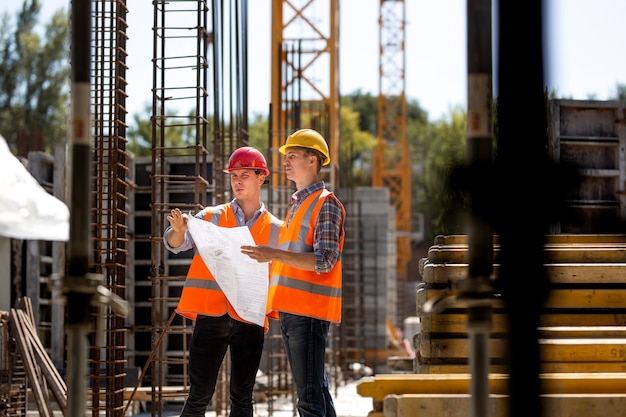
[22,379,372,417]
[133,380,371,417]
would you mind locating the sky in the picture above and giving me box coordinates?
[3,0,626,122]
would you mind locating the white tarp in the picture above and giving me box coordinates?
[0,133,69,241]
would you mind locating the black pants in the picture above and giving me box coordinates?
[180,314,264,417]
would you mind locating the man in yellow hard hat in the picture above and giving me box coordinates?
[241,128,346,417]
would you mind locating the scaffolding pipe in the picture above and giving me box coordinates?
[465,1,494,417]
[65,0,95,416]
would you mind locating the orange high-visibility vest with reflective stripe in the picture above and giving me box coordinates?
[267,189,345,324]
[175,203,281,331]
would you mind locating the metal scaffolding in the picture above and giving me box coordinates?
[146,0,250,415]
[149,0,211,412]
[89,0,130,415]
[374,0,412,326]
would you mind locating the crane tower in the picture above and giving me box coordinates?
[374,0,412,291]
[269,0,340,218]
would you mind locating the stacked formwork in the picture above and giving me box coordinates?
[337,194,366,373]
[338,187,397,374]
[548,99,626,233]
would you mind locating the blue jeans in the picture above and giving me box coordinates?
[180,314,264,417]
[280,312,336,417]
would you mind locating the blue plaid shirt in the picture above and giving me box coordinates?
[288,181,345,274]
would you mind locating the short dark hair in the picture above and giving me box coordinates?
[303,149,324,173]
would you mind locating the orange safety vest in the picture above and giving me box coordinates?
[267,189,345,324]
[176,203,281,332]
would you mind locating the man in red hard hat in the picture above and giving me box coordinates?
[164,146,282,417]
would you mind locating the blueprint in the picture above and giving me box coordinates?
[186,215,269,326]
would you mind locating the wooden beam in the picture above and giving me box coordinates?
[9,308,54,417]
[16,308,67,412]
[357,372,626,401]
[422,262,626,284]
[383,393,626,417]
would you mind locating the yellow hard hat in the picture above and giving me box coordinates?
[279,129,330,166]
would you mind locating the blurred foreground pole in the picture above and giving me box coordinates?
[66,1,94,416]
[464,1,494,417]
[61,4,128,416]
[61,2,129,416]
[496,1,550,417]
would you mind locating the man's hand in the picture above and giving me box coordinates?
[242,245,318,271]
[241,245,274,263]
[166,208,188,248]
[167,208,188,233]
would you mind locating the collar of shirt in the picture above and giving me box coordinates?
[231,199,265,227]
[291,181,325,205]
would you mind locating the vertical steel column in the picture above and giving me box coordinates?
[465,1,494,417]
[496,1,550,417]
[66,1,95,415]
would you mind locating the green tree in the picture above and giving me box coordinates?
[127,103,207,157]
[0,0,69,154]
[248,113,270,153]
[338,105,377,187]
[340,90,466,245]
[341,89,378,134]
[126,105,152,157]
[412,105,468,244]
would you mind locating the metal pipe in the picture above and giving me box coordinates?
[496,1,550,416]
[465,1,494,416]
[64,2,102,417]
[65,0,94,415]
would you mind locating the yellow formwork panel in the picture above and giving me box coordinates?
[417,288,626,312]
[416,336,626,362]
[421,262,626,284]
[432,234,626,246]
[356,374,509,401]
[419,313,626,334]
[383,393,626,417]
[427,244,626,264]
[358,372,626,402]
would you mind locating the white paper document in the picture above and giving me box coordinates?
[186,215,269,326]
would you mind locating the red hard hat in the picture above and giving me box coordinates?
[224,146,270,176]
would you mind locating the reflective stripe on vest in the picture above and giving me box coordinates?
[175,203,280,332]
[268,189,344,324]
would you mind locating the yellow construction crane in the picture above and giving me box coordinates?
[373,0,412,283]
[270,0,340,219]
